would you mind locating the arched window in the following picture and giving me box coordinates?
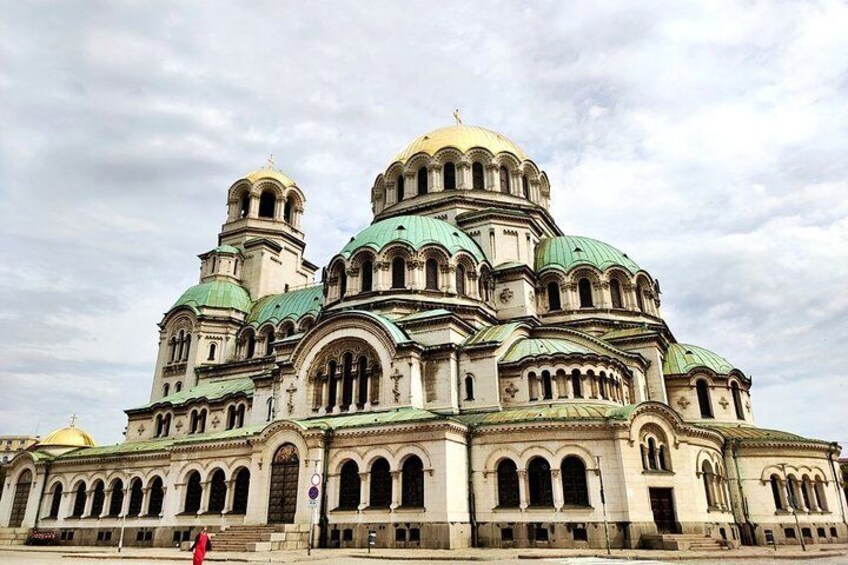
[327,361,338,411]
[443,162,456,190]
[265,328,275,356]
[234,259,240,277]
[541,370,553,400]
[232,468,250,515]
[702,462,715,507]
[91,480,105,517]
[246,332,256,359]
[128,479,143,516]
[258,190,276,218]
[148,477,165,516]
[338,267,347,298]
[814,479,828,511]
[338,461,361,510]
[71,481,87,517]
[547,281,561,311]
[266,397,274,422]
[401,456,424,507]
[647,438,658,470]
[227,406,236,430]
[163,383,170,397]
[207,342,217,361]
[168,337,176,363]
[496,459,519,508]
[174,381,182,393]
[770,474,784,510]
[636,283,646,312]
[571,370,583,398]
[341,352,354,409]
[472,162,484,190]
[561,456,589,506]
[696,379,713,418]
[499,166,510,193]
[528,457,553,507]
[610,279,623,309]
[731,382,744,420]
[417,166,428,195]
[801,476,813,510]
[208,469,227,513]
[578,278,593,308]
[522,174,529,198]
[183,333,191,361]
[184,472,202,514]
[108,479,124,517]
[369,458,392,508]
[48,483,63,519]
[239,193,250,218]
[396,175,405,202]
[391,257,406,289]
[283,196,295,224]
[210,256,217,273]
[787,475,800,508]
[357,356,369,407]
[425,258,439,291]
[455,265,466,296]
[361,260,373,292]
[464,374,474,401]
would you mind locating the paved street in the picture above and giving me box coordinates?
[1,548,848,565]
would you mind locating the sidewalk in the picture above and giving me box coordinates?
[1,544,846,562]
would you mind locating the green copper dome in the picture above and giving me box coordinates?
[663,343,737,376]
[535,235,641,275]
[212,245,241,254]
[339,215,486,262]
[501,338,593,364]
[172,281,252,314]
[248,285,324,327]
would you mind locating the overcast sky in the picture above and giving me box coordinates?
[0,1,846,446]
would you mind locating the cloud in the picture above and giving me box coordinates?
[0,0,845,445]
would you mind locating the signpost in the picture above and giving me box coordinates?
[307,473,321,555]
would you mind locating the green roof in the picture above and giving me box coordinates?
[296,407,444,430]
[464,323,523,346]
[212,245,241,254]
[697,423,828,445]
[339,216,486,262]
[457,403,618,427]
[171,280,252,314]
[501,337,593,364]
[535,235,641,275]
[131,377,254,411]
[248,286,324,327]
[663,343,737,376]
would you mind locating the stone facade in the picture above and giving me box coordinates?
[0,124,845,550]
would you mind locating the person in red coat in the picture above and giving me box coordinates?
[190,526,212,565]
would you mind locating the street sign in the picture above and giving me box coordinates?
[308,485,320,500]
[307,498,318,508]
[311,473,321,486]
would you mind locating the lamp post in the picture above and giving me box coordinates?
[780,463,805,552]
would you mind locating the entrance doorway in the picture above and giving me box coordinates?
[649,487,678,533]
[267,443,299,523]
[9,470,32,528]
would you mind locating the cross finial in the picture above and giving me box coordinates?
[453,109,462,125]
[69,414,78,427]
[266,153,275,169]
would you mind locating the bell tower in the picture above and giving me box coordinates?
[219,159,317,299]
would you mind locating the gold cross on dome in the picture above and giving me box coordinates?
[453,109,462,125]
[69,414,78,427]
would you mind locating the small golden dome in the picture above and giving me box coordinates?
[394,124,528,164]
[243,168,296,188]
[39,424,96,448]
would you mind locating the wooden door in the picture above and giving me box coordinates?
[9,470,32,528]
[649,487,678,534]
[267,444,299,523]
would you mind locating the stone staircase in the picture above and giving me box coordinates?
[642,533,731,551]
[0,528,29,546]
[212,524,310,552]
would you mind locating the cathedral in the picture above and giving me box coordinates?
[1,123,845,551]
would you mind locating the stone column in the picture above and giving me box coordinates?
[139,487,151,517]
[350,374,360,413]
[333,375,343,414]
[390,471,402,510]
[200,481,211,515]
[404,172,416,199]
[550,375,560,400]
[248,195,258,218]
[443,265,456,294]
[83,487,95,518]
[358,473,370,511]
[551,469,563,511]
[120,486,130,518]
[430,165,442,192]
[517,470,528,511]
[224,479,236,514]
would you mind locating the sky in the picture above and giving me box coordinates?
[0,1,846,446]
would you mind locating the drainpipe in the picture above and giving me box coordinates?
[729,440,752,543]
[318,430,331,549]
[466,430,477,547]
[827,443,846,525]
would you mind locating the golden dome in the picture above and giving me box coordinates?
[39,425,96,448]
[243,167,296,188]
[394,124,528,163]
